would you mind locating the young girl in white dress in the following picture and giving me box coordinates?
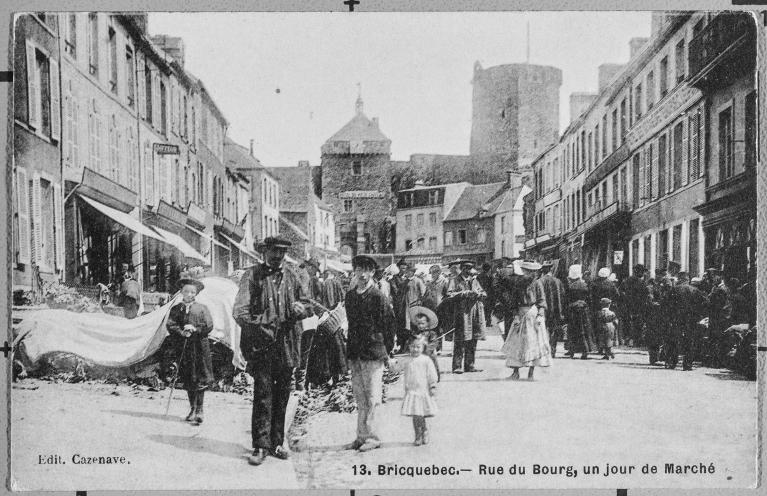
[400,336,439,445]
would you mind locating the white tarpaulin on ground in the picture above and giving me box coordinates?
[16,277,246,370]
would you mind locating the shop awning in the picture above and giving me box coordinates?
[187,225,230,250]
[323,259,352,273]
[152,226,209,264]
[219,232,262,262]
[78,195,165,242]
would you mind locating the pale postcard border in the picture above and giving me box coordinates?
[0,1,764,495]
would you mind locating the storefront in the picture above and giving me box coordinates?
[65,168,151,287]
[143,200,208,293]
[695,174,756,282]
[214,218,252,275]
[581,201,632,280]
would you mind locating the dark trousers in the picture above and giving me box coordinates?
[249,354,294,450]
[665,324,698,370]
[547,322,560,357]
[452,338,476,371]
[624,312,645,345]
[396,328,411,352]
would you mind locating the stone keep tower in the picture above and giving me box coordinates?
[470,62,562,169]
[321,96,393,256]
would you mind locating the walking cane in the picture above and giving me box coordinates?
[164,336,189,417]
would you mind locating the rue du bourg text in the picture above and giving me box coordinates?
[39,454,130,465]
[360,462,717,478]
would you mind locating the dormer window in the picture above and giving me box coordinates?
[352,160,362,176]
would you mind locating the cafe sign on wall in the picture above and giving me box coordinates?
[339,190,386,199]
[153,143,180,155]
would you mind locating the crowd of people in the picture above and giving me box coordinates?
[164,236,756,467]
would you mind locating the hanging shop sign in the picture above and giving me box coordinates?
[153,143,180,155]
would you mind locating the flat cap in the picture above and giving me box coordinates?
[352,255,378,270]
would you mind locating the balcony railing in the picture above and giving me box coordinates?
[689,12,755,84]
[583,143,629,193]
[582,200,631,234]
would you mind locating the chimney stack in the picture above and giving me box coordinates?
[629,37,650,59]
[150,35,185,66]
[569,92,597,123]
[598,63,625,92]
[249,139,254,157]
[298,160,310,167]
[505,170,521,189]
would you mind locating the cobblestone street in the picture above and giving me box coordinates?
[290,333,757,489]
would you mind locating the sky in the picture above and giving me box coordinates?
[149,12,651,166]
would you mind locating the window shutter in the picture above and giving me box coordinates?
[649,143,657,200]
[682,119,689,186]
[137,63,145,119]
[154,74,160,128]
[96,114,104,174]
[640,151,646,204]
[17,168,31,264]
[49,57,61,141]
[73,90,81,168]
[65,94,73,163]
[53,183,65,273]
[698,107,705,179]
[31,173,43,264]
[171,82,177,133]
[26,40,40,129]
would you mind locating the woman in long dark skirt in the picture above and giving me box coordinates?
[565,265,597,359]
[166,277,214,425]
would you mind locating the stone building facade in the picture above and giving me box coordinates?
[11,12,261,307]
[524,11,759,284]
[269,163,337,261]
[12,13,64,290]
[690,12,758,282]
[470,62,562,169]
[394,181,469,260]
[320,96,393,257]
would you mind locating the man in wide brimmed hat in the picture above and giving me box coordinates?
[233,236,313,466]
[446,259,486,374]
[345,254,395,452]
[390,258,411,353]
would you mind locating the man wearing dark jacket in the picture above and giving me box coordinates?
[233,236,311,466]
[345,255,395,452]
[664,271,708,370]
[539,261,566,357]
[619,264,650,346]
